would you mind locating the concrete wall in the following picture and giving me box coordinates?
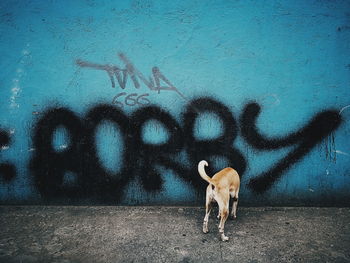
[1,0,349,205]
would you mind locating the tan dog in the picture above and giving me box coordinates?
[198,160,240,241]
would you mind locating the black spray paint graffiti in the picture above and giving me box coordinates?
[0,129,16,182]
[240,103,342,193]
[26,97,341,202]
[76,53,186,108]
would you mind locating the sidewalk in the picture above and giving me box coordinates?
[1,206,349,262]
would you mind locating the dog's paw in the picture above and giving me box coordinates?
[221,236,229,242]
[203,223,209,233]
[231,215,237,220]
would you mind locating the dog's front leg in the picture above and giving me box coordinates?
[230,189,239,219]
[231,197,238,219]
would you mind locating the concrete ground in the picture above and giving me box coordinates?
[0,206,349,263]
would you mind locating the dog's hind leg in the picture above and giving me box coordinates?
[230,189,239,219]
[203,185,213,233]
[218,199,229,241]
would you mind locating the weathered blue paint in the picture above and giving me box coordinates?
[0,0,349,205]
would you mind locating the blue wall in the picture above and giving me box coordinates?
[1,0,349,205]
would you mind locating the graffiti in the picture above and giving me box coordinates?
[0,129,16,182]
[112,92,150,108]
[25,97,342,202]
[182,98,246,188]
[240,103,342,193]
[76,53,186,106]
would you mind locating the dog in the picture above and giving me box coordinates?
[198,160,240,241]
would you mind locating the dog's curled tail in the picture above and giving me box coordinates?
[198,160,215,185]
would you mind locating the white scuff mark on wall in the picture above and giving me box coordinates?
[59,145,68,150]
[339,105,350,114]
[10,79,21,108]
[9,46,31,109]
[326,169,330,175]
[22,49,30,56]
[259,93,280,108]
[28,148,36,152]
[1,146,10,150]
[333,150,350,157]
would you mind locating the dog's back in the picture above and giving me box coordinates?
[211,167,240,192]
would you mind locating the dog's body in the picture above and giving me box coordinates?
[198,160,240,241]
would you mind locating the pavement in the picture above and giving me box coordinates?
[0,206,349,263]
